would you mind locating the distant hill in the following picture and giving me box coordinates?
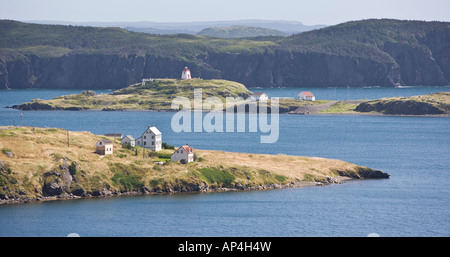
[197,26,288,38]
[0,19,449,89]
[26,19,327,35]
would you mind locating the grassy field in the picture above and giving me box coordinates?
[0,126,381,203]
[355,92,450,115]
[14,78,339,113]
[15,79,253,111]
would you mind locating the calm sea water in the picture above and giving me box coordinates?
[0,87,449,237]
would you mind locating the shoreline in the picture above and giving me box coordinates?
[0,176,353,205]
[5,106,450,117]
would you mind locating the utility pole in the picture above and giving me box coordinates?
[67,130,70,147]
[20,110,23,127]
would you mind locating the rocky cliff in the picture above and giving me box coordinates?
[1,19,449,89]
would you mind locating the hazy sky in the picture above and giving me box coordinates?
[0,0,449,25]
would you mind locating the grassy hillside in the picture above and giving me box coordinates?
[0,126,387,204]
[14,79,252,111]
[0,20,276,58]
[355,92,450,115]
[13,78,332,112]
[197,26,287,38]
[279,19,449,62]
[1,19,449,89]
[2,19,448,60]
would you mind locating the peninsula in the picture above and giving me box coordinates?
[0,126,389,204]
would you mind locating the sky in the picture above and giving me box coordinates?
[0,0,449,25]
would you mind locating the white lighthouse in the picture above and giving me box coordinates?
[181,67,191,80]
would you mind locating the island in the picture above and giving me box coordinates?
[11,78,450,116]
[0,126,389,204]
[11,78,336,113]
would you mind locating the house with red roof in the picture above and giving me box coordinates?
[297,91,315,101]
[171,144,194,163]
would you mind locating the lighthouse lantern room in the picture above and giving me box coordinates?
[181,67,191,80]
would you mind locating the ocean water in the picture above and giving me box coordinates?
[0,87,449,237]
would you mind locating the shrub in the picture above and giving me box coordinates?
[198,167,235,187]
[1,148,11,154]
[156,152,172,159]
[122,142,133,150]
[162,142,175,150]
[275,175,287,182]
[68,162,78,175]
[149,178,164,188]
[111,173,144,191]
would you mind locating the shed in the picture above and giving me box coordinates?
[96,139,113,155]
[249,92,269,102]
[298,91,315,101]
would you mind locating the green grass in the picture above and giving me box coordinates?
[197,167,235,187]
[319,101,359,113]
[15,78,253,111]
[355,92,450,115]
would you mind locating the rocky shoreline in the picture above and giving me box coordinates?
[0,174,385,205]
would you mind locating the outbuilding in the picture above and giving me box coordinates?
[96,139,113,155]
[298,91,315,101]
[249,92,268,102]
[121,135,135,147]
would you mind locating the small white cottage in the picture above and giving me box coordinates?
[249,92,268,102]
[96,139,113,155]
[181,67,191,80]
[121,135,135,147]
[135,126,162,151]
[171,144,194,163]
[298,91,315,101]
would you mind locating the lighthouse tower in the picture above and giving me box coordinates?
[181,67,191,80]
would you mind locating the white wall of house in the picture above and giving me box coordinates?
[135,126,162,151]
[298,93,315,101]
[96,140,113,155]
[250,93,268,102]
[171,147,194,163]
[121,136,135,147]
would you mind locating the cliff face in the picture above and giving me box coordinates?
[1,19,449,89]
[204,51,403,87]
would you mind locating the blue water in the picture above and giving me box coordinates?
[0,88,449,237]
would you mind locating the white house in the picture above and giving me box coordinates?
[135,126,162,151]
[171,144,194,163]
[121,135,135,147]
[96,139,113,155]
[141,78,153,86]
[181,67,191,80]
[249,92,269,102]
[297,91,315,101]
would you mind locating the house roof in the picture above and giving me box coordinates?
[104,133,122,138]
[180,144,194,154]
[142,126,161,136]
[122,135,135,141]
[97,139,113,145]
[300,91,314,97]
